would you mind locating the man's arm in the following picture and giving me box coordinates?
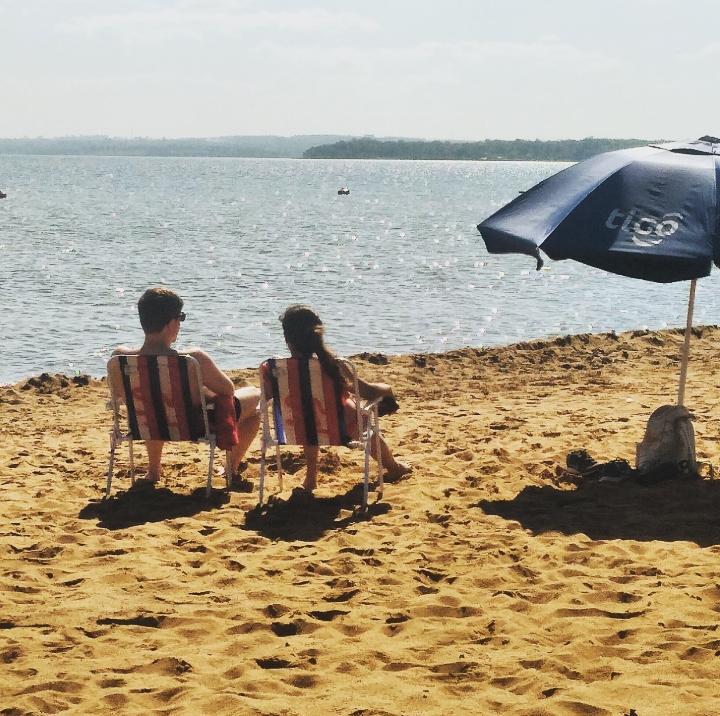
[189,349,235,396]
[107,345,136,402]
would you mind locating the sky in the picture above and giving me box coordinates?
[1,0,718,141]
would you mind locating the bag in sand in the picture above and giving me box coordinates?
[635,405,696,477]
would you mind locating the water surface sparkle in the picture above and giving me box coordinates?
[1,156,715,383]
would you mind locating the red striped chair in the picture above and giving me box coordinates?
[106,354,229,497]
[258,357,383,508]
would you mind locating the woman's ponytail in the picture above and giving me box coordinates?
[280,304,348,390]
[312,326,346,389]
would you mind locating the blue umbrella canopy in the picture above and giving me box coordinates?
[477,136,720,405]
[477,136,720,283]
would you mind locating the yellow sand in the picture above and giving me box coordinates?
[2,328,720,715]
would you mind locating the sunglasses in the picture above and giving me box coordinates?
[177,312,186,322]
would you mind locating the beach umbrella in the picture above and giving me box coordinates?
[477,136,720,405]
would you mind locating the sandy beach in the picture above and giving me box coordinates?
[2,327,720,715]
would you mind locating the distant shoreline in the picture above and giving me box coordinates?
[0,135,657,162]
[303,137,657,162]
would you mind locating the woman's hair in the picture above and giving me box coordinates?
[280,304,346,388]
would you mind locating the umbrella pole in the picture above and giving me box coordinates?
[677,278,697,406]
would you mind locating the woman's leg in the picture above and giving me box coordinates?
[303,445,319,491]
[144,440,164,482]
[343,401,411,479]
[229,386,261,474]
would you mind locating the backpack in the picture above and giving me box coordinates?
[635,405,697,477]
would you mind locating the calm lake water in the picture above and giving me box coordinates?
[1,155,716,384]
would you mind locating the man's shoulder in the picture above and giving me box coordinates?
[182,347,215,364]
[112,345,140,356]
[183,346,208,357]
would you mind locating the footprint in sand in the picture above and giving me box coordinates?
[285,674,316,689]
[20,545,64,561]
[103,693,129,708]
[93,548,127,557]
[307,609,348,622]
[18,680,84,695]
[553,607,647,620]
[1,646,22,663]
[264,603,291,618]
[428,660,479,676]
[139,657,192,675]
[410,604,479,619]
[225,559,245,572]
[271,621,303,637]
[385,613,409,624]
[338,547,375,557]
[322,588,360,603]
[256,656,294,669]
[415,567,455,584]
[98,677,126,688]
[96,615,165,628]
[153,686,190,703]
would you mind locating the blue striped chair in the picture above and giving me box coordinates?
[257,357,383,508]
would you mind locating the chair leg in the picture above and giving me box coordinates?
[259,441,266,505]
[106,432,117,498]
[225,450,231,491]
[276,444,283,493]
[206,440,215,497]
[374,409,384,497]
[128,439,135,485]
[362,428,372,510]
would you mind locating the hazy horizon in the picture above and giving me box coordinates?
[1,1,718,142]
[0,132,655,141]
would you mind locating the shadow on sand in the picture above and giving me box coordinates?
[79,481,230,529]
[243,484,390,541]
[478,476,720,546]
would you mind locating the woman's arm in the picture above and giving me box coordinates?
[356,377,393,402]
[339,361,393,402]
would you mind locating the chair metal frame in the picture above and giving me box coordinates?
[106,354,229,498]
[257,357,383,509]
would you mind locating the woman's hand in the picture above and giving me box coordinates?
[360,380,393,402]
[372,382,394,398]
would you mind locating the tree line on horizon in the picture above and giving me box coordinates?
[0,135,660,161]
[303,137,658,161]
[0,135,351,158]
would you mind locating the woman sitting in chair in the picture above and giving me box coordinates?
[280,304,411,493]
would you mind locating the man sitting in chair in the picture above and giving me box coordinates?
[110,287,260,484]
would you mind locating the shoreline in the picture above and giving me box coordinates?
[3,325,720,714]
[1,323,712,390]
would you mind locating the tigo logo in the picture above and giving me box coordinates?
[605,209,682,247]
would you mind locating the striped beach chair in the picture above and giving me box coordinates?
[258,357,383,508]
[106,354,228,498]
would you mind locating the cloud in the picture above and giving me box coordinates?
[678,43,720,61]
[427,40,619,73]
[56,6,378,41]
[253,39,621,76]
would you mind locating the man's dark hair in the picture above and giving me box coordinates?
[138,287,183,333]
